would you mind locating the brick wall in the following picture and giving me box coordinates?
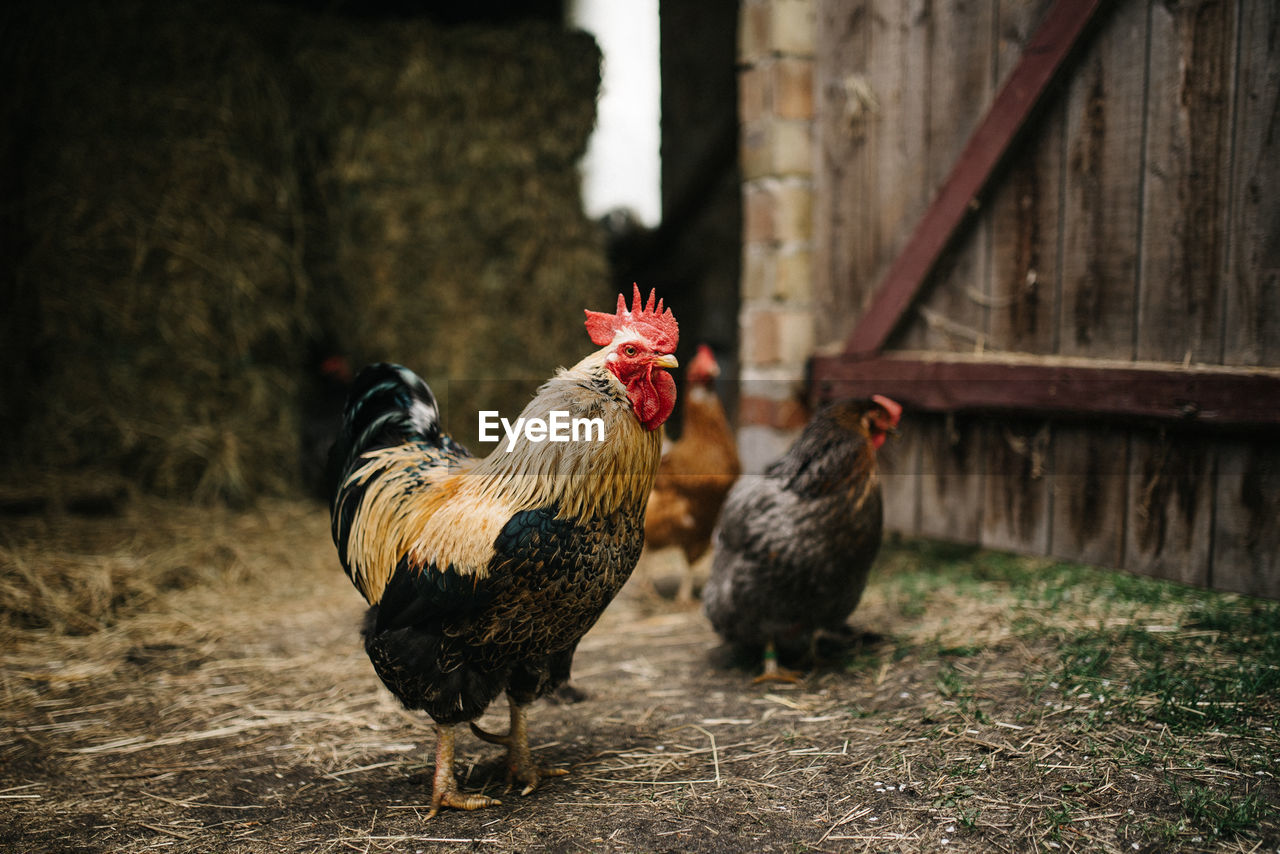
[737,0,817,471]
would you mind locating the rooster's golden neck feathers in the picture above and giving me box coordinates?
[342,354,663,600]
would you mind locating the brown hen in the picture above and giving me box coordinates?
[643,344,740,603]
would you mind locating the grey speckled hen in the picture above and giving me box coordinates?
[702,397,902,682]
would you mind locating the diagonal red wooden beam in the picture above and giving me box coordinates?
[844,0,1106,357]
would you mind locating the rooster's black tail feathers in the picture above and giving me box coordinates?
[326,363,447,505]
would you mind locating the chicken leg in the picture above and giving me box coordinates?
[470,694,569,795]
[427,724,501,819]
[674,555,698,607]
[751,640,801,684]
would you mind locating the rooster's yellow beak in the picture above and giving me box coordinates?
[654,354,679,369]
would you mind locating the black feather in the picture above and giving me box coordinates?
[326,362,469,505]
[373,556,494,633]
[327,364,473,570]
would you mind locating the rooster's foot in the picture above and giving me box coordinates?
[470,697,568,796]
[428,724,502,819]
[512,762,569,797]
[470,721,568,795]
[428,788,501,819]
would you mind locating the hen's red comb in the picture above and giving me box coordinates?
[688,344,719,382]
[871,394,903,426]
[584,283,679,351]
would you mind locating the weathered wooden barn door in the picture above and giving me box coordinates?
[809,0,1279,597]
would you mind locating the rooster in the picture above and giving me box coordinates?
[702,396,901,682]
[643,344,740,603]
[329,286,678,817]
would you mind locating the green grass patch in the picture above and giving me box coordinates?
[878,540,1279,736]
[1168,778,1277,840]
[865,540,1278,846]
[1040,599,1280,733]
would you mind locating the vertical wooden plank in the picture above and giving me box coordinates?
[1125,429,1214,587]
[877,415,921,535]
[920,0,998,216]
[897,0,997,352]
[987,0,1062,355]
[814,1,928,537]
[1048,423,1128,568]
[860,0,921,537]
[814,0,931,348]
[866,0,932,312]
[982,1,1059,557]
[916,414,985,542]
[864,2,994,543]
[1052,0,1148,570]
[982,418,1052,554]
[1222,0,1280,367]
[1212,438,1280,599]
[994,0,1057,83]
[987,146,1062,355]
[1137,0,1237,363]
[813,0,870,348]
[1058,0,1147,359]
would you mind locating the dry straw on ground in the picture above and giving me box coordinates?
[2,498,1275,852]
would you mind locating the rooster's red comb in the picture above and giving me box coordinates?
[584,284,679,351]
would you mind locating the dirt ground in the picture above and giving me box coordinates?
[1,499,1276,853]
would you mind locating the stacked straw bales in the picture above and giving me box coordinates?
[0,2,607,504]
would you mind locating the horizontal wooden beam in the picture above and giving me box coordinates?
[844,0,1105,356]
[810,353,1280,429]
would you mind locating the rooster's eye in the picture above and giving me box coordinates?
[623,345,638,357]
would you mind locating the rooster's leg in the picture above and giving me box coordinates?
[752,640,801,684]
[470,695,569,796]
[427,724,501,819]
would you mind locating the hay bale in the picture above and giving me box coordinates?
[0,1,607,501]
[300,19,609,449]
[2,2,313,503]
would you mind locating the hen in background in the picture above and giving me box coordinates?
[702,396,901,682]
[642,344,740,603]
[329,286,678,816]
[300,349,354,501]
